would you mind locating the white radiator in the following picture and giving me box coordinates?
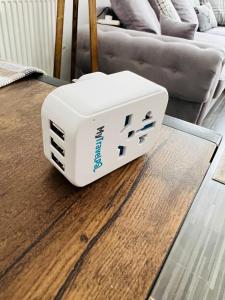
[0,0,57,75]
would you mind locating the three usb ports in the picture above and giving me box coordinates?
[50,121,65,171]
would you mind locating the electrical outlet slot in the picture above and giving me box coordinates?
[139,134,147,144]
[50,121,65,141]
[51,153,65,171]
[118,145,126,156]
[128,131,135,138]
[143,111,152,121]
[51,137,65,156]
[124,114,132,127]
[138,121,156,132]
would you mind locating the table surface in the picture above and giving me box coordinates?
[0,76,221,300]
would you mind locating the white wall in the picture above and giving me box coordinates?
[61,0,110,80]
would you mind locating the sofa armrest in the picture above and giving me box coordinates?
[77,25,225,104]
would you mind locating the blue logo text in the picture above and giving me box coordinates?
[93,126,104,172]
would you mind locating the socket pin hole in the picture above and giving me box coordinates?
[124,114,132,127]
[140,121,156,131]
[139,135,147,144]
[128,131,135,138]
[118,145,126,156]
[143,111,152,121]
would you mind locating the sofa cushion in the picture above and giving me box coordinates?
[148,0,181,22]
[191,0,200,6]
[171,0,199,25]
[110,0,161,34]
[195,3,217,32]
[208,0,225,25]
[206,27,225,37]
[79,24,225,106]
[160,14,197,39]
[148,0,161,19]
[195,32,225,53]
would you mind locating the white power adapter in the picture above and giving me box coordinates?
[41,71,168,187]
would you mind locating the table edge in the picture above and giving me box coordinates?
[163,115,222,147]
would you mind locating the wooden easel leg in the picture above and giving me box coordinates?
[71,0,79,80]
[89,0,99,72]
[70,0,98,80]
[54,0,65,79]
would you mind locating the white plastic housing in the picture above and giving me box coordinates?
[41,71,168,187]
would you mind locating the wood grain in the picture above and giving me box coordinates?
[88,0,99,72]
[54,0,65,78]
[0,78,216,299]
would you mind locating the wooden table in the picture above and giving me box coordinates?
[0,75,221,300]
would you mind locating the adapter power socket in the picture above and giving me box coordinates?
[41,71,168,187]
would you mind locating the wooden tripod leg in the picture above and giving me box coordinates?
[70,0,98,79]
[71,0,79,80]
[54,0,65,78]
[89,0,99,72]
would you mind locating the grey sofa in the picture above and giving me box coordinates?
[77,19,225,124]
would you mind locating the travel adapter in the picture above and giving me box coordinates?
[41,71,168,187]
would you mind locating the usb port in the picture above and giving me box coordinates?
[50,121,65,140]
[51,137,64,156]
[51,153,65,171]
